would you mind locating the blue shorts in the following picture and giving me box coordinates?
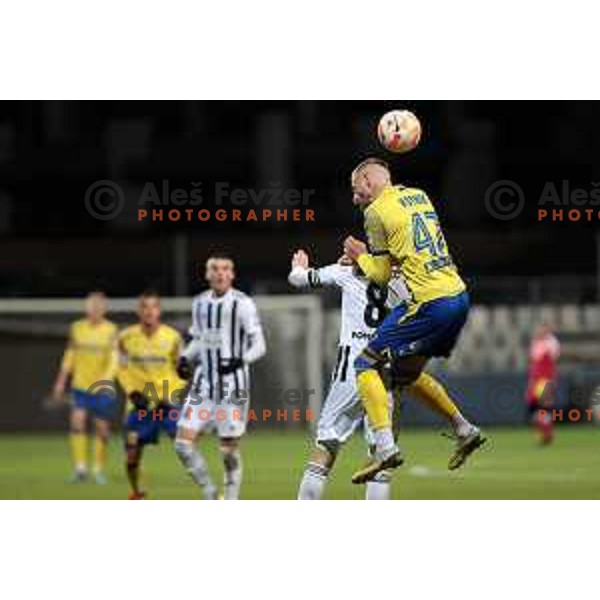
[124,404,180,446]
[72,389,117,420]
[357,291,470,369]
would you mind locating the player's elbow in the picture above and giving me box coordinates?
[366,264,391,286]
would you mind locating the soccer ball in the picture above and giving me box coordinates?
[377,110,422,154]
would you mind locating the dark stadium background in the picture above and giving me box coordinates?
[1,100,600,435]
[1,100,599,301]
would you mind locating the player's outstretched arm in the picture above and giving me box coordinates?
[288,248,345,289]
[288,249,312,287]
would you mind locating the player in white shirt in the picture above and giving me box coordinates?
[290,249,478,499]
[174,255,266,500]
[289,249,408,500]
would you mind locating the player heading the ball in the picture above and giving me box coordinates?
[344,158,485,484]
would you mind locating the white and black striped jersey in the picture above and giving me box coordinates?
[183,288,266,401]
[288,263,408,380]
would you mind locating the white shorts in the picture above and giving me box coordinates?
[178,394,249,439]
[317,377,393,448]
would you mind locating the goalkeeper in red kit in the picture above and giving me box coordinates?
[526,323,560,445]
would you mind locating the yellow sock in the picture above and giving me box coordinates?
[357,369,391,430]
[94,436,107,474]
[70,433,88,471]
[409,372,459,421]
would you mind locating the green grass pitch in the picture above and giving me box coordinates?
[1,426,599,499]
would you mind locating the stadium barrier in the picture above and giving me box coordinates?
[1,298,599,431]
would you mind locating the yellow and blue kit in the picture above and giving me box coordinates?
[355,185,469,369]
[61,318,118,419]
[118,323,186,445]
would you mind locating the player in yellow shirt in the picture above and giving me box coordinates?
[118,291,186,499]
[52,292,118,484]
[343,158,485,484]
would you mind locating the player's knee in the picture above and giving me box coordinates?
[393,371,419,387]
[95,424,110,441]
[315,439,340,463]
[220,444,240,471]
[390,362,420,387]
[174,439,193,461]
[354,352,384,376]
[70,415,86,434]
[126,451,139,470]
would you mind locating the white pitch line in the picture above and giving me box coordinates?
[407,465,588,483]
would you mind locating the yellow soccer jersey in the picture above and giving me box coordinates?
[118,323,185,408]
[358,185,466,305]
[61,319,118,392]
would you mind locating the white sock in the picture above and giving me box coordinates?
[298,462,329,500]
[175,440,217,499]
[366,471,391,500]
[373,427,396,456]
[222,449,243,500]
[451,412,474,438]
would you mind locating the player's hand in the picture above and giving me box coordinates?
[176,356,193,380]
[343,236,368,262]
[217,357,244,375]
[44,388,67,411]
[129,391,149,410]
[337,253,354,266]
[52,378,66,403]
[291,249,310,270]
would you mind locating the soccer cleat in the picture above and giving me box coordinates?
[128,491,146,500]
[68,469,88,483]
[94,472,108,485]
[447,428,487,470]
[351,449,404,485]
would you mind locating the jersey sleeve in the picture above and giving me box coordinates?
[356,253,392,286]
[189,297,202,337]
[239,298,266,364]
[288,264,344,289]
[183,299,203,361]
[358,206,393,285]
[364,207,389,256]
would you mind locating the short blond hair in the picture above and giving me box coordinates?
[351,157,390,180]
[86,290,107,300]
